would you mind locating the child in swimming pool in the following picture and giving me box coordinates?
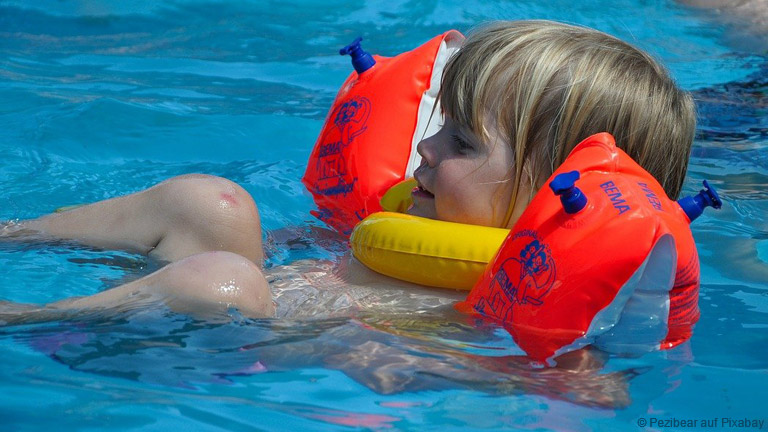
[0,20,695,324]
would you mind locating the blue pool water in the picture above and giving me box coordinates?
[1,1,767,430]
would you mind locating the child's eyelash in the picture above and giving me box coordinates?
[451,134,472,150]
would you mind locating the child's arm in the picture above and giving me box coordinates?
[2,174,264,264]
[324,339,631,408]
[0,250,274,326]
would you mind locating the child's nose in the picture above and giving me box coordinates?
[416,135,437,168]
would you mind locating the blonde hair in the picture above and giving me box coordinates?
[440,20,695,225]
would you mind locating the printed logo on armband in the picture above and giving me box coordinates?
[312,96,371,197]
[600,180,631,215]
[479,230,557,322]
[636,182,663,211]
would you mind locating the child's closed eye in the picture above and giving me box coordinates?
[451,134,474,153]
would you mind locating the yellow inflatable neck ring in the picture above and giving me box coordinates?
[350,179,509,290]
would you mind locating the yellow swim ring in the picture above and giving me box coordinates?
[350,179,510,290]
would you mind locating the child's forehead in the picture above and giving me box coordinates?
[443,98,507,144]
[455,111,504,142]
[444,112,478,134]
[444,116,484,144]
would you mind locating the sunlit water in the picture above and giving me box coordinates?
[1,1,766,430]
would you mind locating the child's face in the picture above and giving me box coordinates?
[408,116,527,227]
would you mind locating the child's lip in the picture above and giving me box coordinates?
[412,185,435,199]
[412,173,434,200]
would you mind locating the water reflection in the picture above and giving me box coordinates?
[7,307,641,409]
[689,62,768,286]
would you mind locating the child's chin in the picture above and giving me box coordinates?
[405,205,437,221]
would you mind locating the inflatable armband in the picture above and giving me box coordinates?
[457,133,721,363]
[302,32,464,235]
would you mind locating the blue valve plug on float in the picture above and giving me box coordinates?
[550,170,588,214]
[677,180,722,222]
[340,37,376,74]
